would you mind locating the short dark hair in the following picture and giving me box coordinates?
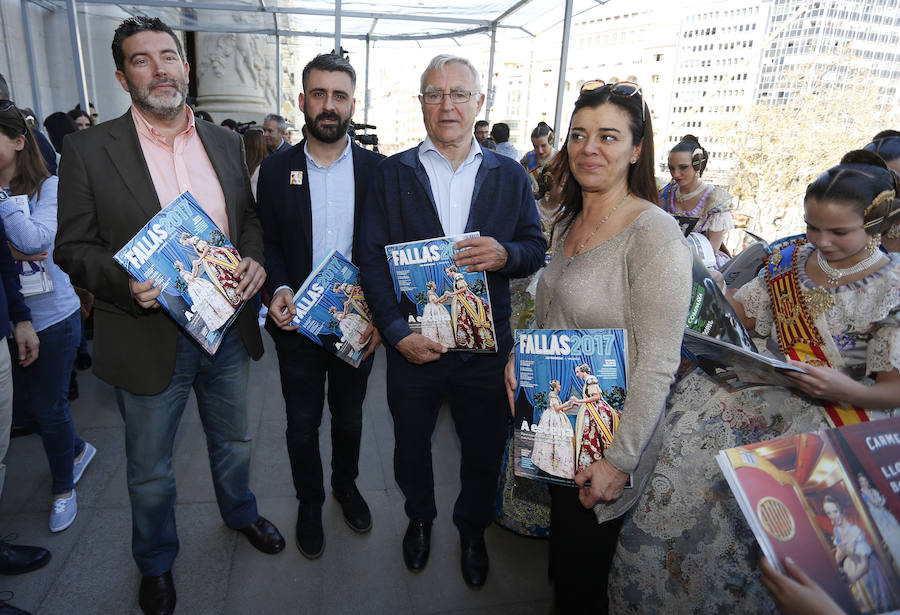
[112,17,184,72]
[0,73,9,99]
[220,118,238,130]
[474,120,489,131]
[302,54,356,92]
[491,123,510,143]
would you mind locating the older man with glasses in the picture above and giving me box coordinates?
[357,54,545,588]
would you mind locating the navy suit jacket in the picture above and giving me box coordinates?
[357,144,546,352]
[257,139,384,350]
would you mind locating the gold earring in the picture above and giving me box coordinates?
[866,233,882,254]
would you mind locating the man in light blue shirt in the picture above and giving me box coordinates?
[491,122,519,160]
[257,54,384,561]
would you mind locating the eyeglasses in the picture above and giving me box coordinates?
[579,80,645,123]
[0,100,29,137]
[420,89,478,105]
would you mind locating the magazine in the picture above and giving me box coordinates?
[113,191,244,355]
[685,252,756,350]
[674,215,700,237]
[384,232,497,352]
[682,329,805,387]
[513,329,632,488]
[720,239,771,289]
[289,250,372,368]
[717,418,900,614]
[0,191,53,296]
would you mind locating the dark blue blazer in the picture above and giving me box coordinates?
[257,139,384,348]
[357,144,546,350]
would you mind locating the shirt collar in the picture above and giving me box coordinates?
[420,135,482,167]
[131,104,194,145]
[304,135,352,170]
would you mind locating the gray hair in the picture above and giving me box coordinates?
[264,113,286,132]
[419,55,481,94]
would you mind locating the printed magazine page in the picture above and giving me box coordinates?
[513,329,631,488]
[113,191,244,355]
[384,232,497,352]
[685,252,756,350]
[720,240,770,289]
[717,418,900,615]
[290,250,371,368]
[682,330,805,388]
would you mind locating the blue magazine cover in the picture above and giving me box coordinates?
[513,329,631,487]
[113,191,245,355]
[384,232,497,352]
[289,250,372,368]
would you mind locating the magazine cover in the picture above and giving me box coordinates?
[289,250,372,368]
[384,232,497,352]
[682,329,805,388]
[513,329,631,487]
[685,252,755,349]
[717,418,900,614]
[113,191,244,355]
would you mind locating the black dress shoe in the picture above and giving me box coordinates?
[332,486,371,533]
[296,504,324,559]
[0,541,51,576]
[460,536,489,588]
[237,516,285,554]
[402,519,432,572]
[138,571,175,615]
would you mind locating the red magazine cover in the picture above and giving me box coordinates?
[718,418,900,614]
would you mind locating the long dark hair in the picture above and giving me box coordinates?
[0,103,50,200]
[547,85,656,232]
[242,129,266,177]
[806,150,900,236]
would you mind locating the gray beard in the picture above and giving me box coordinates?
[128,82,186,122]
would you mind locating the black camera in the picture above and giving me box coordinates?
[347,122,378,151]
[236,121,258,135]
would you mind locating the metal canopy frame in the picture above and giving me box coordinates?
[21,0,602,142]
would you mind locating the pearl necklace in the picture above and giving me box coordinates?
[675,181,706,203]
[815,247,883,286]
[571,191,630,258]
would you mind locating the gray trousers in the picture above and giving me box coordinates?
[0,342,12,499]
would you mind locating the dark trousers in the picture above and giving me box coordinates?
[549,485,626,615]
[275,338,373,507]
[386,347,509,539]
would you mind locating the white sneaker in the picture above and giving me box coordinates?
[50,490,77,532]
[72,442,96,485]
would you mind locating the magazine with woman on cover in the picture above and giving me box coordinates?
[113,191,244,355]
[717,418,900,614]
[513,329,631,487]
[384,232,496,352]
[289,250,373,368]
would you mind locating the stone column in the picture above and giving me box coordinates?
[194,29,275,124]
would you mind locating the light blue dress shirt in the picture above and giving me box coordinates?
[308,136,355,267]
[418,136,483,237]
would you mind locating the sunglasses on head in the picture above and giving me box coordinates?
[0,100,29,137]
[579,80,645,123]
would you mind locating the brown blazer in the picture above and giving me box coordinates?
[56,109,264,395]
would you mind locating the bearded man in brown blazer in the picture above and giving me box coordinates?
[55,17,283,615]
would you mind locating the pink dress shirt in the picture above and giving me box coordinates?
[131,106,230,238]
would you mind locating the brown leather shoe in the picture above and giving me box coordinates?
[138,570,175,615]
[237,516,285,554]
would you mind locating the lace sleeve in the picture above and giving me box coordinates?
[700,209,735,233]
[867,312,900,374]
[734,276,773,337]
